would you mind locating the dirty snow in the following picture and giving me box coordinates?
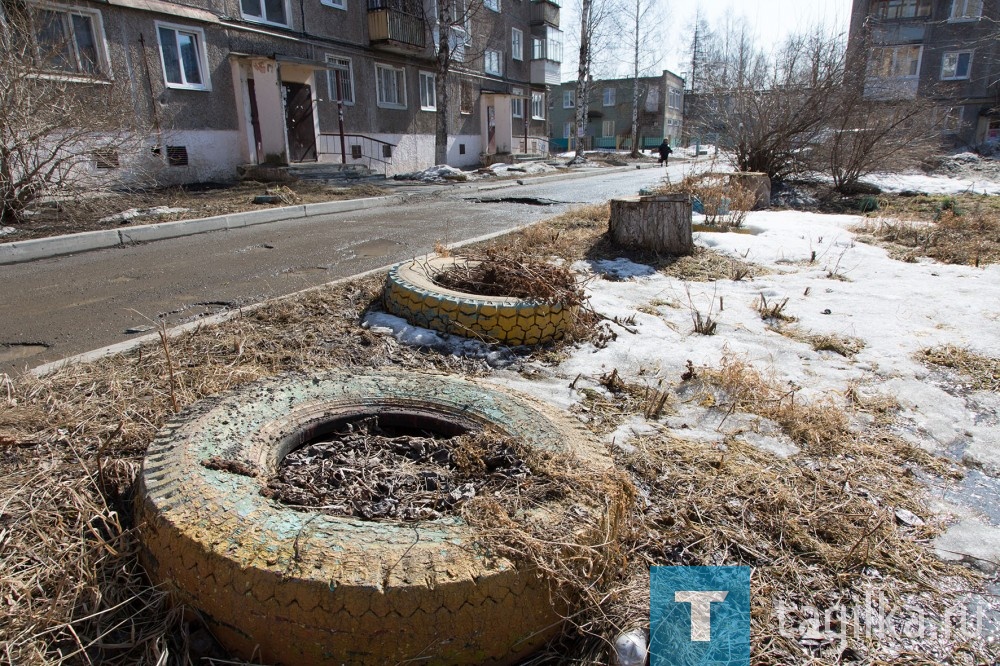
[488,162,556,176]
[369,202,1000,573]
[862,171,1000,196]
[394,164,475,183]
[98,206,190,225]
[0,227,15,237]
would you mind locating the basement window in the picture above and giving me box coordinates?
[351,144,362,159]
[166,145,188,166]
[93,148,119,169]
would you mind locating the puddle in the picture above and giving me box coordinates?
[473,196,566,206]
[353,238,403,258]
[692,224,762,235]
[0,343,48,363]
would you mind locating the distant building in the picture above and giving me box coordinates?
[847,0,1000,148]
[548,70,684,152]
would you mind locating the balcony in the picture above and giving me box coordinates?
[368,0,426,54]
[530,0,559,27]
[530,59,560,85]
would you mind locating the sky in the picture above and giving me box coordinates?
[561,0,856,82]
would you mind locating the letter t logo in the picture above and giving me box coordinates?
[674,590,728,641]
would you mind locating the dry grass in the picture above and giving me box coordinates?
[919,346,1000,392]
[529,354,983,664]
[652,172,757,229]
[856,201,1000,266]
[774,326,867,358]
[0,206,994,665]
[12,182,390,241]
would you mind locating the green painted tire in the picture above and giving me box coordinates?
[137,370,613,665]
[383,257,576,345]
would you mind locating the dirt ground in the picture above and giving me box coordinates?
[4,182,391,241]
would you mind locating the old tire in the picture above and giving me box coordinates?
[383,257,576,345]
[137,371,613,665]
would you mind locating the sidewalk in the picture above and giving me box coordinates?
[0,163,658,266]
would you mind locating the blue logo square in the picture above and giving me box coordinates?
[650,566,751,666]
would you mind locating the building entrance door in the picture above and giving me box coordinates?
[282,82,317,162]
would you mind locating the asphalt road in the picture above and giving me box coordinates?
[0,165,680,373]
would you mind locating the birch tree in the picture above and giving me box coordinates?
[618,0,663,156]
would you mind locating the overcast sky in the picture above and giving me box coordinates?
[560,0,855,82]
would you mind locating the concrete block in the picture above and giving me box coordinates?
[121,215,230,244]
[232,205,307,229]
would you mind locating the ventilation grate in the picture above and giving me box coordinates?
[166,146,189,166]
[93,148,119,170]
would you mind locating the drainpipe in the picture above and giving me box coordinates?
[335,70,347,164]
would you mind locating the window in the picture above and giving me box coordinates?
[240,0,288,26]
[869,45,922,78]
[668,88,682,110]
[326,56,355,104]
[941,51,972,79]
[603,87,615,106]
[375,63,406,108]
[484,49,502,75]
[320,0,346,8]
[563,90,575,108]
[563,121,572,139]
[530,27,562,62]
[156,23,209,90]
[484,0,499,11]
[531,91,544,119]
[460,80,474,114]
[871,0,931,19]
[512,28,523,61]
[602,120,615,138]
[949,0,982,20]
[940,106,963,133]
[31,6,109,77]
[419,71,436,111]
[512,97,524,118]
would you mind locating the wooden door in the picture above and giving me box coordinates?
[282,82,317,162]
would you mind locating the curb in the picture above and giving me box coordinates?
[28,219,538,377]
[0,194,405,266]
[1,163,658,266]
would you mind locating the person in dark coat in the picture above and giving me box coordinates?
[658,139,673,166]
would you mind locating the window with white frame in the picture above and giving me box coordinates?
[240,0,288,26]
[563,90,574,108]
[30,5,109,77]
[156,22,209,90]
[326,56,355,103]
[949,0,983,20]
[869,44,922,78]
[484,0,499,11]
[419,71,436,110]
[668,88,681,109]
[871,0,932,19]
[531,91,544,119]
[512,97,524,118]
[484,49,502,75]
[320,0,346,8]
[375,63,406,108]
[602,120,615,137]
[563,121,572,138]
[603,87,615,106]
[941,51,972,79]
[511,28,523,61]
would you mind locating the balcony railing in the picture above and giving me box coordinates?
[367,0,426,52]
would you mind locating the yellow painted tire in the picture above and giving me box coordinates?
[383,257,576,345]
[137,371,614,665]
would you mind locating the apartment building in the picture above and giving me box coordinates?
[14,0,563,184]
[548,70,684,152]
[847,0,1000,148]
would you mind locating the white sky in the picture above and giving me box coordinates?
[561,0,856,82]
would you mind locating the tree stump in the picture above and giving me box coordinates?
[608,194,693,255]
[728,172,771,210]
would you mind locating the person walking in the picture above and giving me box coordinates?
[657,139,673,166]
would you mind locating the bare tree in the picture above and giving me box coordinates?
[617,0,662,157]
[568,0,617,160]
[0,0,145,223]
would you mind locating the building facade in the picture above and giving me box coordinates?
[847,0,1000,148]
[548,70,684,152]
[13,0,563,184]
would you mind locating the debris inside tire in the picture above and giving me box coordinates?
[262,416,551,521]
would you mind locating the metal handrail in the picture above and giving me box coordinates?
[318,133,397,176]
